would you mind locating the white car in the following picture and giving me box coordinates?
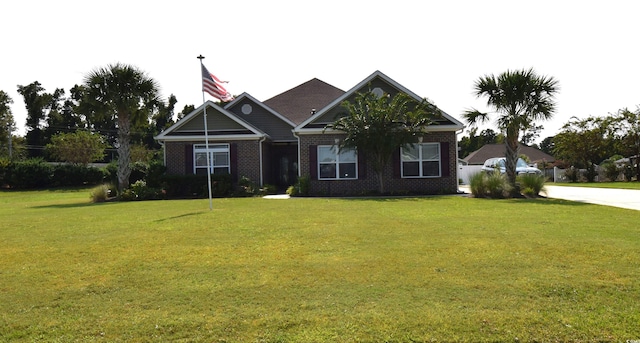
[481,157,542,175]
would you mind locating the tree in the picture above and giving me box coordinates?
[327,90,442,193]
[539,136,555,156]
[610,107,640,181]
[553,116,615,182]
[17,82,61,157]
[0,90,16,158]
[46,131,107,165]
[464,68,559,194]
[458,127,500,158]
[83,63,159,192]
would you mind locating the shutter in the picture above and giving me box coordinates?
[185,144,193,174]
[230,143,238,183]
[309,145,317,180]
[440,142,450,177]
[392,147,401,178]
[357,148,366,179]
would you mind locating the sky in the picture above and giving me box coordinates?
[2,0,639,143]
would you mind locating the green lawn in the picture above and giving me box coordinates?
[552,181,640,190]
[1,189,639,342]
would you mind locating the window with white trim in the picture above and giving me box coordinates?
[318,145,357,180]
[194,144,230,175]
[401,143,441,178]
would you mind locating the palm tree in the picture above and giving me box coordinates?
[83,63,159,193]
[464,68,559,194]
[329,90,442,193]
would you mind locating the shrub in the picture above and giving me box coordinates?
[517,174,546,197]
[259,184,277,196]
[52,164,106,187]
[296,176,310,196]
[10,159,53,189]
[469,171,511,198]
[90,184,112,203]
[159,174,232,199]
[236,176,256,196]
[286,185,298,196]
[564,167,580,183]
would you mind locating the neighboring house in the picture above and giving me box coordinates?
[463,143,555,165]
[155,70,465,195]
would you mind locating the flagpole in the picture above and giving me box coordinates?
[198,55,213,211]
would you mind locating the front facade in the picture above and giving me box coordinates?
[155,71,464,195]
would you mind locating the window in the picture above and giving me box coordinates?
[318,145,357,180]
[401,143,441,178]
[194,144,230,175]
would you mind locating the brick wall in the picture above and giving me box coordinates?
[164,140,262,185]
[299,131,459,196]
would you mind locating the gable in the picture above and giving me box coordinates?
[295,71,464,133]
[155,101,262,141]
[225,93,296,142]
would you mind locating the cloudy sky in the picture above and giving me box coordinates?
[2,0,638,142]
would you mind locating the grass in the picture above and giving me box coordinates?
[1,188,639,342]
[552,181,640,190]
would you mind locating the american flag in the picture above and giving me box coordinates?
[201,64,234,102]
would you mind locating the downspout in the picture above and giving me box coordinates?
[258,135,267,187]
[293,130,301,177]
[455,128,463,193]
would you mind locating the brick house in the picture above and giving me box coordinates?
[155,70,464,195]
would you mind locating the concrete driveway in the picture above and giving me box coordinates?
[459,184,640,211]
[542,185,640,211]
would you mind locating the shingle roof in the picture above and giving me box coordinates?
[263,78,345,125]
[463,143,555,165]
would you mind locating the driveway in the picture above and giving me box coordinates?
[542,185,640,211]
[458,184,640,211]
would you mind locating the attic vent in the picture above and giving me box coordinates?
[372,87,384,98]
[241,104,252,115]
[310,108,316,115]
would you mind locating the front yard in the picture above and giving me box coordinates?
[1,189,639,342]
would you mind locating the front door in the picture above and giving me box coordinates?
[269,144,298,191]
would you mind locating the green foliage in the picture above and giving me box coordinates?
[517,173,546,197]
[46,131,107,165]
[51,164,105,187]
[259,184,277,196]
[564,166,581,183]
[119,180,161,201]
[601,156,623,181]
[90,184,113,203]
[554,116,615,182]
[159,174,232,199]
[465,68,559,192]
[469,171,511,198]
[328,90,442,193]
[8,158,53,189]
[286,185,298,196]
[293,175,310,196]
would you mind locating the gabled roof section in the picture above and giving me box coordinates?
[463,143,555,165]
[263,78,345,125]
[155,100,264,142]
[294,70,464,133]
[223,93,298,142]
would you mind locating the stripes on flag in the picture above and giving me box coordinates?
[201,64,234,102]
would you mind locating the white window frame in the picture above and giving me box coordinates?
[317,145,358,180]
[193,143,230,175]
[401,143,441,178]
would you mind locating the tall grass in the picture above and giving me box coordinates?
[1,188,639,342]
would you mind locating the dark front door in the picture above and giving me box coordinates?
[269,144,298,191]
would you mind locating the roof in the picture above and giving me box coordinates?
[263,78,345,125]
[295,70,465,133]
[463,143,555,165]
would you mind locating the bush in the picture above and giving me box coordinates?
[286,185,298,196]
[52,164,105,187]
[9,159,53,189]
[259,184,277,196]
[564,167,581,183]
[90,184,113,203]
[469,171,511,198]
[517,174,546,197]
[159,173,232,199]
